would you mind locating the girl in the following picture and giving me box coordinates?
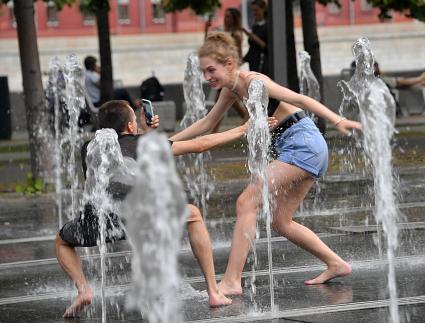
[170,32,361,296]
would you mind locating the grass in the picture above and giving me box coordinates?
[207,147,425,182]
[0,145,29,154]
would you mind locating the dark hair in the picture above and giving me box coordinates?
[224,7,242,31]
[98,100,133,133]
[251,0,267,8]
[251,0,267,17]
[84,56,97,71]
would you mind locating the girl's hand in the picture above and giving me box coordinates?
[241,117,278,134]
[336,118,362,135]
[267,116,278,129]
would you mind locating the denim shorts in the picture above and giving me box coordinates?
[274,117,328,178]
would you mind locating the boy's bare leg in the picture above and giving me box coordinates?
[55,234,93,317]
[186,204,232,307]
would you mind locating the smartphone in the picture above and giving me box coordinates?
[141,99,154,126]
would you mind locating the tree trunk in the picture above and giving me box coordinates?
[300,0,326,134]
[96,6,113,104]
[285,0,299,92]
[14,0,46,179]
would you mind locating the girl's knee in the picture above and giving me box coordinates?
[271,218,292,236]
[236,191,257,215]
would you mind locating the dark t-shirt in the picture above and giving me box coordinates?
[244,22,268,76]
[81,133,174,200]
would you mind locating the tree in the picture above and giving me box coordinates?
[79,0,113,103]
[0,0,70,179]
[162,0,221,15]
[10,0,46,178]
[317,0,425,22]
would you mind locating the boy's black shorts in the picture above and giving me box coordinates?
[59,204,126,247]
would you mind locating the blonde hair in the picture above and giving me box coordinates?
[198,31,239,65]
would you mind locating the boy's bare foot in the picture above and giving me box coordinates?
[63,287,93,318]
[217,280,243,296]
[304,261,352,285]
[208,289,232,307]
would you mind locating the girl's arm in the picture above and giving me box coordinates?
[242,28,266,49]
[170,88,237,141]
[171,123,247,156]
[261,76,362,134]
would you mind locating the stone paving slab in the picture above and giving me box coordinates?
[0,257,424,322]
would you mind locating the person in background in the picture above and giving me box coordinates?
[84,56,101,107]
[351,60,425,116]
[242,0,268,75]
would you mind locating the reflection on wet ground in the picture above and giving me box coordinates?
[1,168,425,322]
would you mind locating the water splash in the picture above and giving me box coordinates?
[244,79,275,312]
[298,50,322,214]
[82,128,126,322]
[63,54,85,219]
[123,132,188,323]
[46,57,65,227]
[338,37,399,323]
[298,50,320,122]
[178,52,214,218]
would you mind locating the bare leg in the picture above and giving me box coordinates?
[186,204,232,307]
[219,161,351,295]
[55,234,93,317]
[218,182,263,295]
[268,163,352,284]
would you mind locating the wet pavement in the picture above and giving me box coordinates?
[2,123,425,322]
[1,165,425,322]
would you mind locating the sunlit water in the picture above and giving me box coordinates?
[123,132,188,323]
[338,37,399,323]
[82,128,126,322]
[244,79,275,312]
[178,52,214,218]
[46,57,64,227]
[62,54,85,219]
[297,50,322,214]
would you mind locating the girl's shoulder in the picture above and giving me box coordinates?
[243,71,271,85]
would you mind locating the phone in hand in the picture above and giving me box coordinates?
[141,99,154,126]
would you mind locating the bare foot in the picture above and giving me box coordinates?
[218,280,243,296]
[63,287,93,318]
[208,289,232,307]
[304,261,352,285]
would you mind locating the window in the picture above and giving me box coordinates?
[151,0,165,23]
[328,3,341,14]
[361,0,373,11]
[46,1,59,26]
[117,0,130,24]
[83,12,96,26]
[7,2,16,28]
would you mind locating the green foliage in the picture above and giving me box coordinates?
[1,0,74,9]
[316,0,425,22]
[162,0,221,16]
[79,0,110,15]
[366,0,425,22]
[15,173,44,195]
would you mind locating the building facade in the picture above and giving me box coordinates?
[0,0,412,39]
